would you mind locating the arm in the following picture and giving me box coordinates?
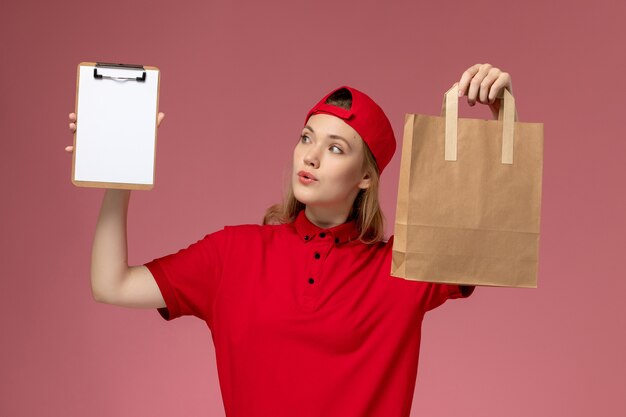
[90,189,165,308]
[68,112,166,308]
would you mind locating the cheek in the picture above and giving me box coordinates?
[292,146,302,167]
[328,159,364,185]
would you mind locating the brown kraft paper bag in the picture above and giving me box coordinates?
[391,83,544,288]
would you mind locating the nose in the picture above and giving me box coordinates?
[303,147,320,169]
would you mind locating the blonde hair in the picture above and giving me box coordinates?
[263,91,386,244]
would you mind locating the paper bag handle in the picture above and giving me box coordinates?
[442,83,517,165]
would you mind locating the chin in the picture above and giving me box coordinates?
[292,188,314,206]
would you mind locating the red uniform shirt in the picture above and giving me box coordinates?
[145,210,472,417]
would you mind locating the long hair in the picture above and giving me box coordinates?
[263,89,385,244]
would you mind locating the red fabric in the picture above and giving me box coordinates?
[304,86,396,173]
[145,211,472,417]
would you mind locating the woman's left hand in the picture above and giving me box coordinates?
[458,63,512,118]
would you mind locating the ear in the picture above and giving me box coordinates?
[358,172,371,190]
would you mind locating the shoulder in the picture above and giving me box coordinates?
[376,234,394,251]
[212,223,298,261]
[220,222,297,244]
[345,235,393,260]
[223,222,290,236]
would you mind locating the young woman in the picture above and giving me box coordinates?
[67,63,512,417]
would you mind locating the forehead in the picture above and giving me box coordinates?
[304,114,363,146]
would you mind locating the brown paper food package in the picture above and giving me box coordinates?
[391,84,544,288]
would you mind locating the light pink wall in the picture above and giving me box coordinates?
[1,0,624,416]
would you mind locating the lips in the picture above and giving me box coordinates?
[298,171,318,181]
[297,170,318,185]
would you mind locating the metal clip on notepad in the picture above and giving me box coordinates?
[93,62,147,82]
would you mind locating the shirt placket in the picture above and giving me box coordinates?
[301,231,334,311]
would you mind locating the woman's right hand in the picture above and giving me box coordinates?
[65,111,166,153]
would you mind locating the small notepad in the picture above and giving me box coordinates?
[72,62,160,189]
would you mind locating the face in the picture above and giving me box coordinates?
[292,114,371,212]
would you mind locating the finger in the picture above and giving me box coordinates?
[458,64,481,97]
[157,112,165,127]
[69,122,76,132]
[467,63,492,106]
[69,113,76,122]
[487,72,512,103]
[65,145,74,153]
[478,68,501,104]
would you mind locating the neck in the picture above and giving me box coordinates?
[304,205,352,229]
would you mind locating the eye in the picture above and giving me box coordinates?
[300,134,311,144]
[329,145,343,154]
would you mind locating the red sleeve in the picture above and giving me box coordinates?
[386,235,475,311]
[144,228,227,325]
[423,283,475,312]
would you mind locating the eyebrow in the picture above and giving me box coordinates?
[304,125,352,149]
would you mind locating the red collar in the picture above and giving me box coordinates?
[293,210,360,245]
